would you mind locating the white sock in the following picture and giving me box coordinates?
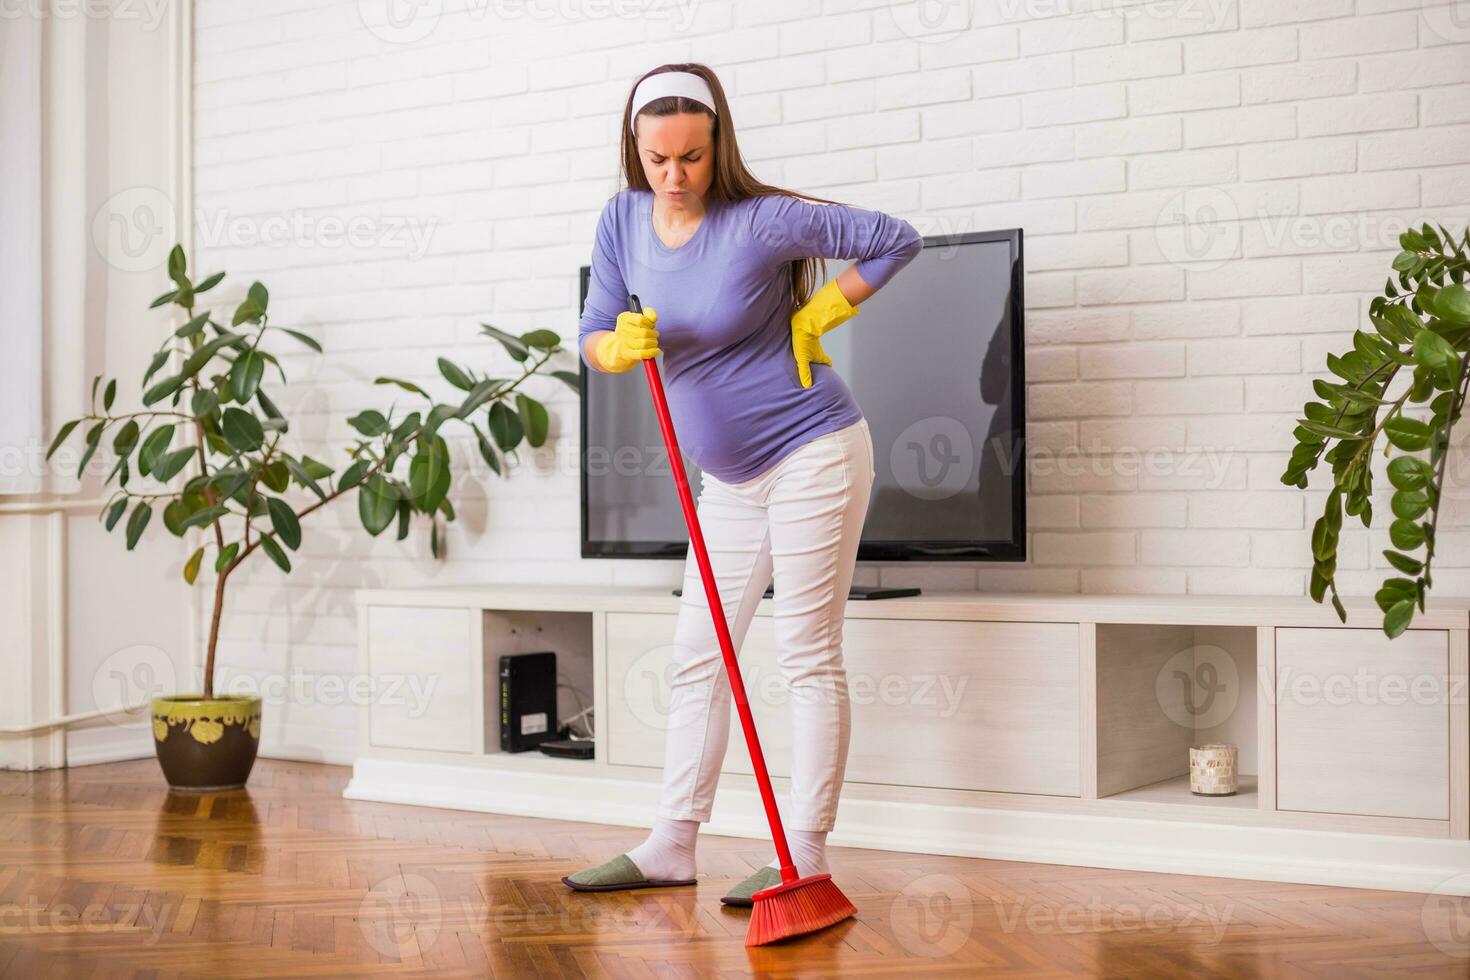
[626,817,700,881]
[766,829,829,876]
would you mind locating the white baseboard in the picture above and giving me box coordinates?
[257,723,357,767]
[65,723,153,768]
[344,756,1470,897]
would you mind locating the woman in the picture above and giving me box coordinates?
[563,64,922,906]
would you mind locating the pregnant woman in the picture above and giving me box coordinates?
[563,64,922,906]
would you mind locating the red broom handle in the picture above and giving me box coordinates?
[627,295,798,885]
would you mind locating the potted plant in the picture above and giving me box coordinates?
[1283,222,1470,637]
[46,244,578,790]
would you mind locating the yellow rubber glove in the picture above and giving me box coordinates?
[593,307,660,373]
[790,279,859,388]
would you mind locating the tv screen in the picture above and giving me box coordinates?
[579,228,1025,562]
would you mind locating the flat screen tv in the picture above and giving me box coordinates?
[579,227,1025,566]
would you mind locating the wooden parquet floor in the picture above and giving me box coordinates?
[0,758,1465,978]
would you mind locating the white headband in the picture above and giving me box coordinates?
[630,71,717,136]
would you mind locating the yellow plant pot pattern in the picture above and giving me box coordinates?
[151,695,262,745]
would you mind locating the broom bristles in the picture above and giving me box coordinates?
[745,873,857,946]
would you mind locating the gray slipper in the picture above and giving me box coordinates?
[720,865,783,907]
[561,852,696,892]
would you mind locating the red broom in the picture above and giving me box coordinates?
[625,294,858,946]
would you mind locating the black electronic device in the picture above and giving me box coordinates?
[499,651,557,753]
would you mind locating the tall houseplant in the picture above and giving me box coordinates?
[1282,222,1470,638]
[47,244,578,788]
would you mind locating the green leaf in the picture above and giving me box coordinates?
[408,438,452,515]
[299,455,334,480]
[456,378,505,418]
[284,456,328,501]
[1384,598,1415,638]
[125,501,152,550]
[142,374,185,407]
[520,328,561,351]
[232,298,265,326]
[267,497,302,550]
[102,378,116,411]
[259,533,291,573]
[45,419,80,460]
[1311,515,1334,562]
[1309,565,1328,602]
[1436,283,1470,326]
[138,424,176,477]
[177,331,247,382]
[1384,549,1423,574]
[183,547,204,585]
[358,475,398,536]
[1389,518,1426,550]
[1392,489,1429,520]
[230,350,265,402]
[174,312,210,339]
[195,271,224,294]
[1383,415,1431,452]
[1387,454,1433,490]
[487,400,524,451]
[437,357,474,391]
[103,497,128,531]
[256,387,284,422]
[277,327,322,352]
[374,376,426,396]
[474,426,501,476]
[480,323,530,362]
[551,370,580,392]
[337,459,369,493]
[215,541,239,572]
[192,387,219,417]
[1299,419,1361,440]
[222,408,264,452]
[516,393,549,447]
[1412,328,1457,371]
[348,410,389,436]
[261,460,290,494]
[110,419,139,458]
[150,446,196,483]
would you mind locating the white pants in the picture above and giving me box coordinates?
[655,417,876,833]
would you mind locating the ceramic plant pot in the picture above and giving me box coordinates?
[151,694,262,791]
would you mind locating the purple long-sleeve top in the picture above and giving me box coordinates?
[578,188,923,484]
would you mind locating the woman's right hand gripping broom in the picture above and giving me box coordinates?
[593,307,660,373]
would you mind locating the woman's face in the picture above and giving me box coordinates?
[635,111,714,210]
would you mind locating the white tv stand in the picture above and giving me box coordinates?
[346,585,1470,895]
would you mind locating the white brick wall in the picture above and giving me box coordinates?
[191,1,1470,757]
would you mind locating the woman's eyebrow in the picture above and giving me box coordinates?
[647,148,706,158]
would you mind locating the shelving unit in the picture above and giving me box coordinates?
[347,584,1470,896]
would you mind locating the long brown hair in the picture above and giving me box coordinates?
[620,63,841,314]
